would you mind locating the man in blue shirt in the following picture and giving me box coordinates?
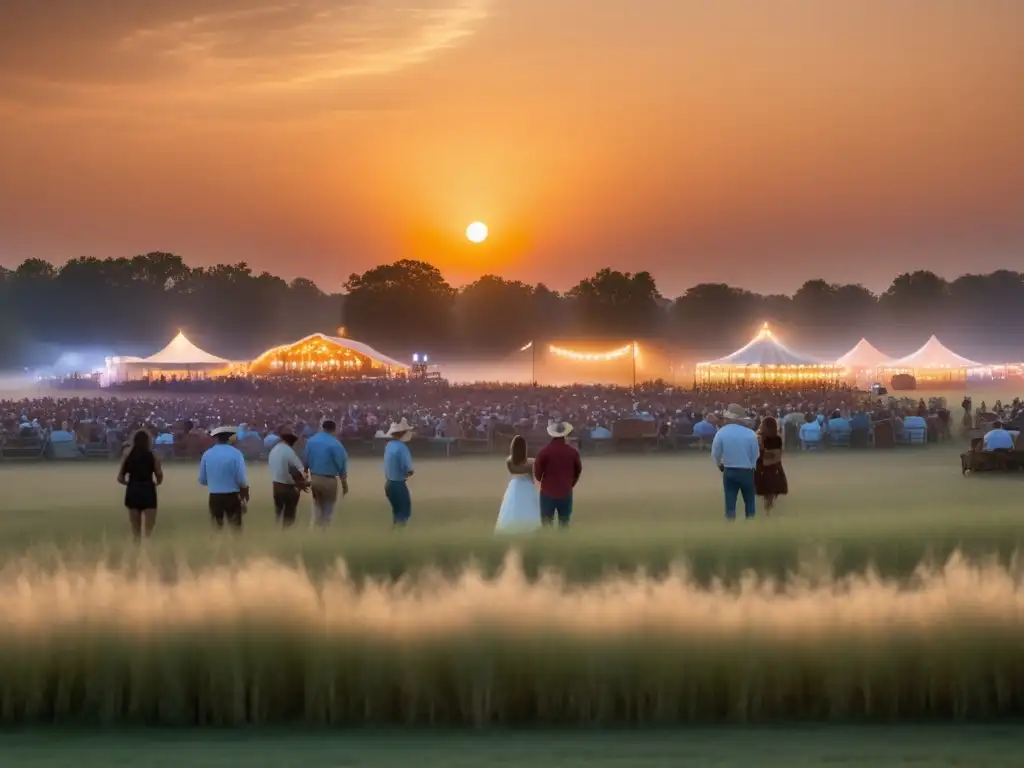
[983,421,1015,451]
[303,419,349,527]
[710,405,760,520]
[383,418,414,526]
[199,426,249,530]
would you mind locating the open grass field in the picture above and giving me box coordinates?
[2,447,1022,582]
[3,447,1024,763]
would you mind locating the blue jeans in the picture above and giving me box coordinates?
[540,493,573,527]
[385,480,412,525]
[722,467,756,519]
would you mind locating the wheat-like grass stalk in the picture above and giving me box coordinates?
[0,550,1021,725]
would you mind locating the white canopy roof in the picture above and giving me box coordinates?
[700,323,824,366]
[885,335,979,369]
[256,333,409,370]
[835,339,894,369]
[142,332,230,366]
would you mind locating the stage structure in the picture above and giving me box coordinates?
[249,333,409,377]
[102,332,236,385]
[835,339,894,383]
[696,323,838,388]
[880,335,979,388]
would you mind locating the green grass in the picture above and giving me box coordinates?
[3,447,1021,583]
[4,729,1024,767]
[2,449,1024,731]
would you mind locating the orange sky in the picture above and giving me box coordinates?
[1,0,1022,295]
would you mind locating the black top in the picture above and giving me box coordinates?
[121,449,157,485]
[762,435,783,451]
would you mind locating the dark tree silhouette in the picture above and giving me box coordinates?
[1,252,1023,369]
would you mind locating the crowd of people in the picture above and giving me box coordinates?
[2,377,934,449]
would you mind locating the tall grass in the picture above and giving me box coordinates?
[11,514,1024,586]
[1,550,1023,726]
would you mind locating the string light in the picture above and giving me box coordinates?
[549,343,636,362]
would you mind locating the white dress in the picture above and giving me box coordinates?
[496,463,541,533]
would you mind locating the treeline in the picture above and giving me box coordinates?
[2,254,1024,367]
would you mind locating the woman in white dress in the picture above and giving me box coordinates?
[495,435,541,533]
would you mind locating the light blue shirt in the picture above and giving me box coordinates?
[904,415,927,431]
[304,431,349,477]
[198,443,248,493]
[800,422,822,442]
[827,417,850,434]
[590,426,612,439]
[384,439,413,482]
[711,423,759,469]
[693,420,717,438]
[983,428,1014,451]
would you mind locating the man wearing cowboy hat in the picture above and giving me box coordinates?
[710,404,759,520]
[533,421,582,528]
[198,425,249,530]
[383,418,415,526]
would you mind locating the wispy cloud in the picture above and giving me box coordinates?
[0,0,492,113]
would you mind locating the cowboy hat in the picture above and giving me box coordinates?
[546,421,573,438]
[387,418,414,440]
[721,404,749,422]
[210,425,238,437]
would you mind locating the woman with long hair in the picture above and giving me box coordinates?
[495,434,541,533]
[117,429,163,542]
[754,415,788,514]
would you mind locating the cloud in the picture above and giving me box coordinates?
[0,0,491,112]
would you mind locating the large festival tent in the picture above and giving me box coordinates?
[249,333,410,375]
[834,339,894,382]
[142,332,231,367]
[102,332,234,385]
[880,335,979,386]
[696,323,838,387]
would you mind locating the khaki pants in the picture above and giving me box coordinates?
[309,475,338,527]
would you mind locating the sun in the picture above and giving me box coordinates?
[466,221,488,243]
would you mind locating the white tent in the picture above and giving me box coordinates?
[885,335,979,369]
[251,333,409,371]
[835,339,894,370]
[702,323,821,366]
[142,332,229,366]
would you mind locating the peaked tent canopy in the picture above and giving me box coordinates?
[696,323,837,388]
[251,333,410,374]
[835,339,894,369]
[142,332,230,366]
[701,323,822,366]
[884,335,979,369]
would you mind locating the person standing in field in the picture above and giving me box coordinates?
[383,418,414,527]
[198,425,249,531]
[754,415,788,514]
[303,418,348,528]
[533,421,582,528]
[268,429,308,528]
[711,404,760,520]
[117,429,163,542]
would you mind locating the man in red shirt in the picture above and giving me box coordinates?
[533,421,583,527]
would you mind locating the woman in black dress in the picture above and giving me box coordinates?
[117,429,163,542]
[754,416,788,514]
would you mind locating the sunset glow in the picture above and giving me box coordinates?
[0,2,1022,294]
